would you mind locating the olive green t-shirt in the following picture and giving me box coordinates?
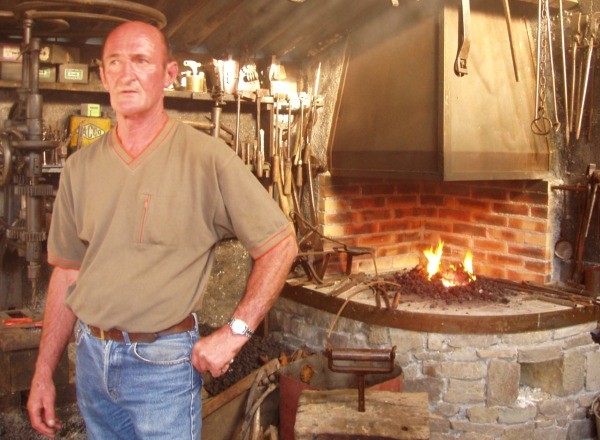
[48,118,292,332]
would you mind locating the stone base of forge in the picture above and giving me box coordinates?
[270,297,600,440]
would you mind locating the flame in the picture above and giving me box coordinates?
[424,241,444,279]
[423,241,476,287]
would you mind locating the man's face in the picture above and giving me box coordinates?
[100,23,177,119]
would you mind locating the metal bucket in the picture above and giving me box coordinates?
[277,352,403,440]
[585,266,600,296]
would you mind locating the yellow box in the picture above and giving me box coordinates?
[69,116,111,149]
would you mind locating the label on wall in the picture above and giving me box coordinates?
[69,116,111,149]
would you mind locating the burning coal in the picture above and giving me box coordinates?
[423,241,476,287]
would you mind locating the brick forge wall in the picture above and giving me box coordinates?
[318,174,553,283]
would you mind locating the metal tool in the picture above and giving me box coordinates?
[545,0,561,131]
[532,0,552,135]
[559,0,570,144]
[502,0,519,82]
[575,26,595,140]
[454,0,471,76]
[570,13,582,134]
[572,164,600,284]
[554,191,574,261]
[324,346,396,412]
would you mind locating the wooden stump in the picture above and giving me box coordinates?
[294,389,429,440]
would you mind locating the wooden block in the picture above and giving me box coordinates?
[294,389,429,440]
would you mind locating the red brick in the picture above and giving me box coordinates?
[471,213,508,227]
[321,198,352,212]
[442,235,472,249]
[420,195,445,206]
[509,190,549,206]
[492,202,529,216]
[438,208,471,222]
[386,195,419,208]
[472,187,510,201]
[440,183,472,197]
[473,239,507,253]
[393,208,415,219]
[343,223,379,236]
[351,197,387,210]
[455,198,490,211]
[507,244,548,260]
[397,231,421,242]
[423,220,453,233]
[357,233,398,247]
[320,184,361,198]
[505,269,547,283]
[379,220,421,233]
[487,228,518,242]
[523,260,552,274]
[507,218,548,233]
[420,181,441,194]
[413,207,438,217]
[362,183,396,196]
[396,182,421,194]
[477,265,506,279]
[487,253,523,267]
[324,212,353,225]
[530,206,549,219]
[353,209,392,222]
[453,223,487,237]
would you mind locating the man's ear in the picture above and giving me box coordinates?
[164,61,179,88]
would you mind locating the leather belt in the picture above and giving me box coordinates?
[88,314,196,343]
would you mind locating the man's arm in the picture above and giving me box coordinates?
[27,266,79,438]
[192,232,297,377]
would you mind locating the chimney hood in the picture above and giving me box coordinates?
[327,0,549,181]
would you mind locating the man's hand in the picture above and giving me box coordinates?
[191,325,245,377]
[27,371,62,438]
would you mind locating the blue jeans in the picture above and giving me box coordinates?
[75,319,202,439]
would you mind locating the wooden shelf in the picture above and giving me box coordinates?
[0,80,244,103]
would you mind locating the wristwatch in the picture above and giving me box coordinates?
[228,318,254,338]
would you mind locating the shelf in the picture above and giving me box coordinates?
[0,80,244,103]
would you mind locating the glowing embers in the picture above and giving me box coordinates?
[423,241,476,287]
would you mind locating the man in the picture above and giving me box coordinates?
[27,21,297,439]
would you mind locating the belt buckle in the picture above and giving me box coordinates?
[99,329,106,340]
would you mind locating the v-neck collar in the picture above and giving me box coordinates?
[110,117,176,170]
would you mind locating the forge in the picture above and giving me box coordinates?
[270,263,600,439]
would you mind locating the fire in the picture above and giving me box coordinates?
[423,241,476,287]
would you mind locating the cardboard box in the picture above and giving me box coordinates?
[58,63,88,84]
[38,65,56,83]
[0,62,56,82]
[0,62,21,81]
[69,116,111,149]
[0,44,21,62]
[39,44,80,64]
[80,103,101,117]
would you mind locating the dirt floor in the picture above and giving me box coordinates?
[0,328,292,439]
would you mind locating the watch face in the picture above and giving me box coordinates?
[231,319,246,334]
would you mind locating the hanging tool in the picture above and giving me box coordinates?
[283,97,293,196]
[559,0,570,144]
[545,0,560,131]
[532,0,552,136]
[454,0,471,76]
[572,164,600,284]
[570,13,583,134]
[575,22,595,140]
[502,0,519,82]
[304,63,321,226]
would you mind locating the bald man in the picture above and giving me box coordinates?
[27,21,297,439]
